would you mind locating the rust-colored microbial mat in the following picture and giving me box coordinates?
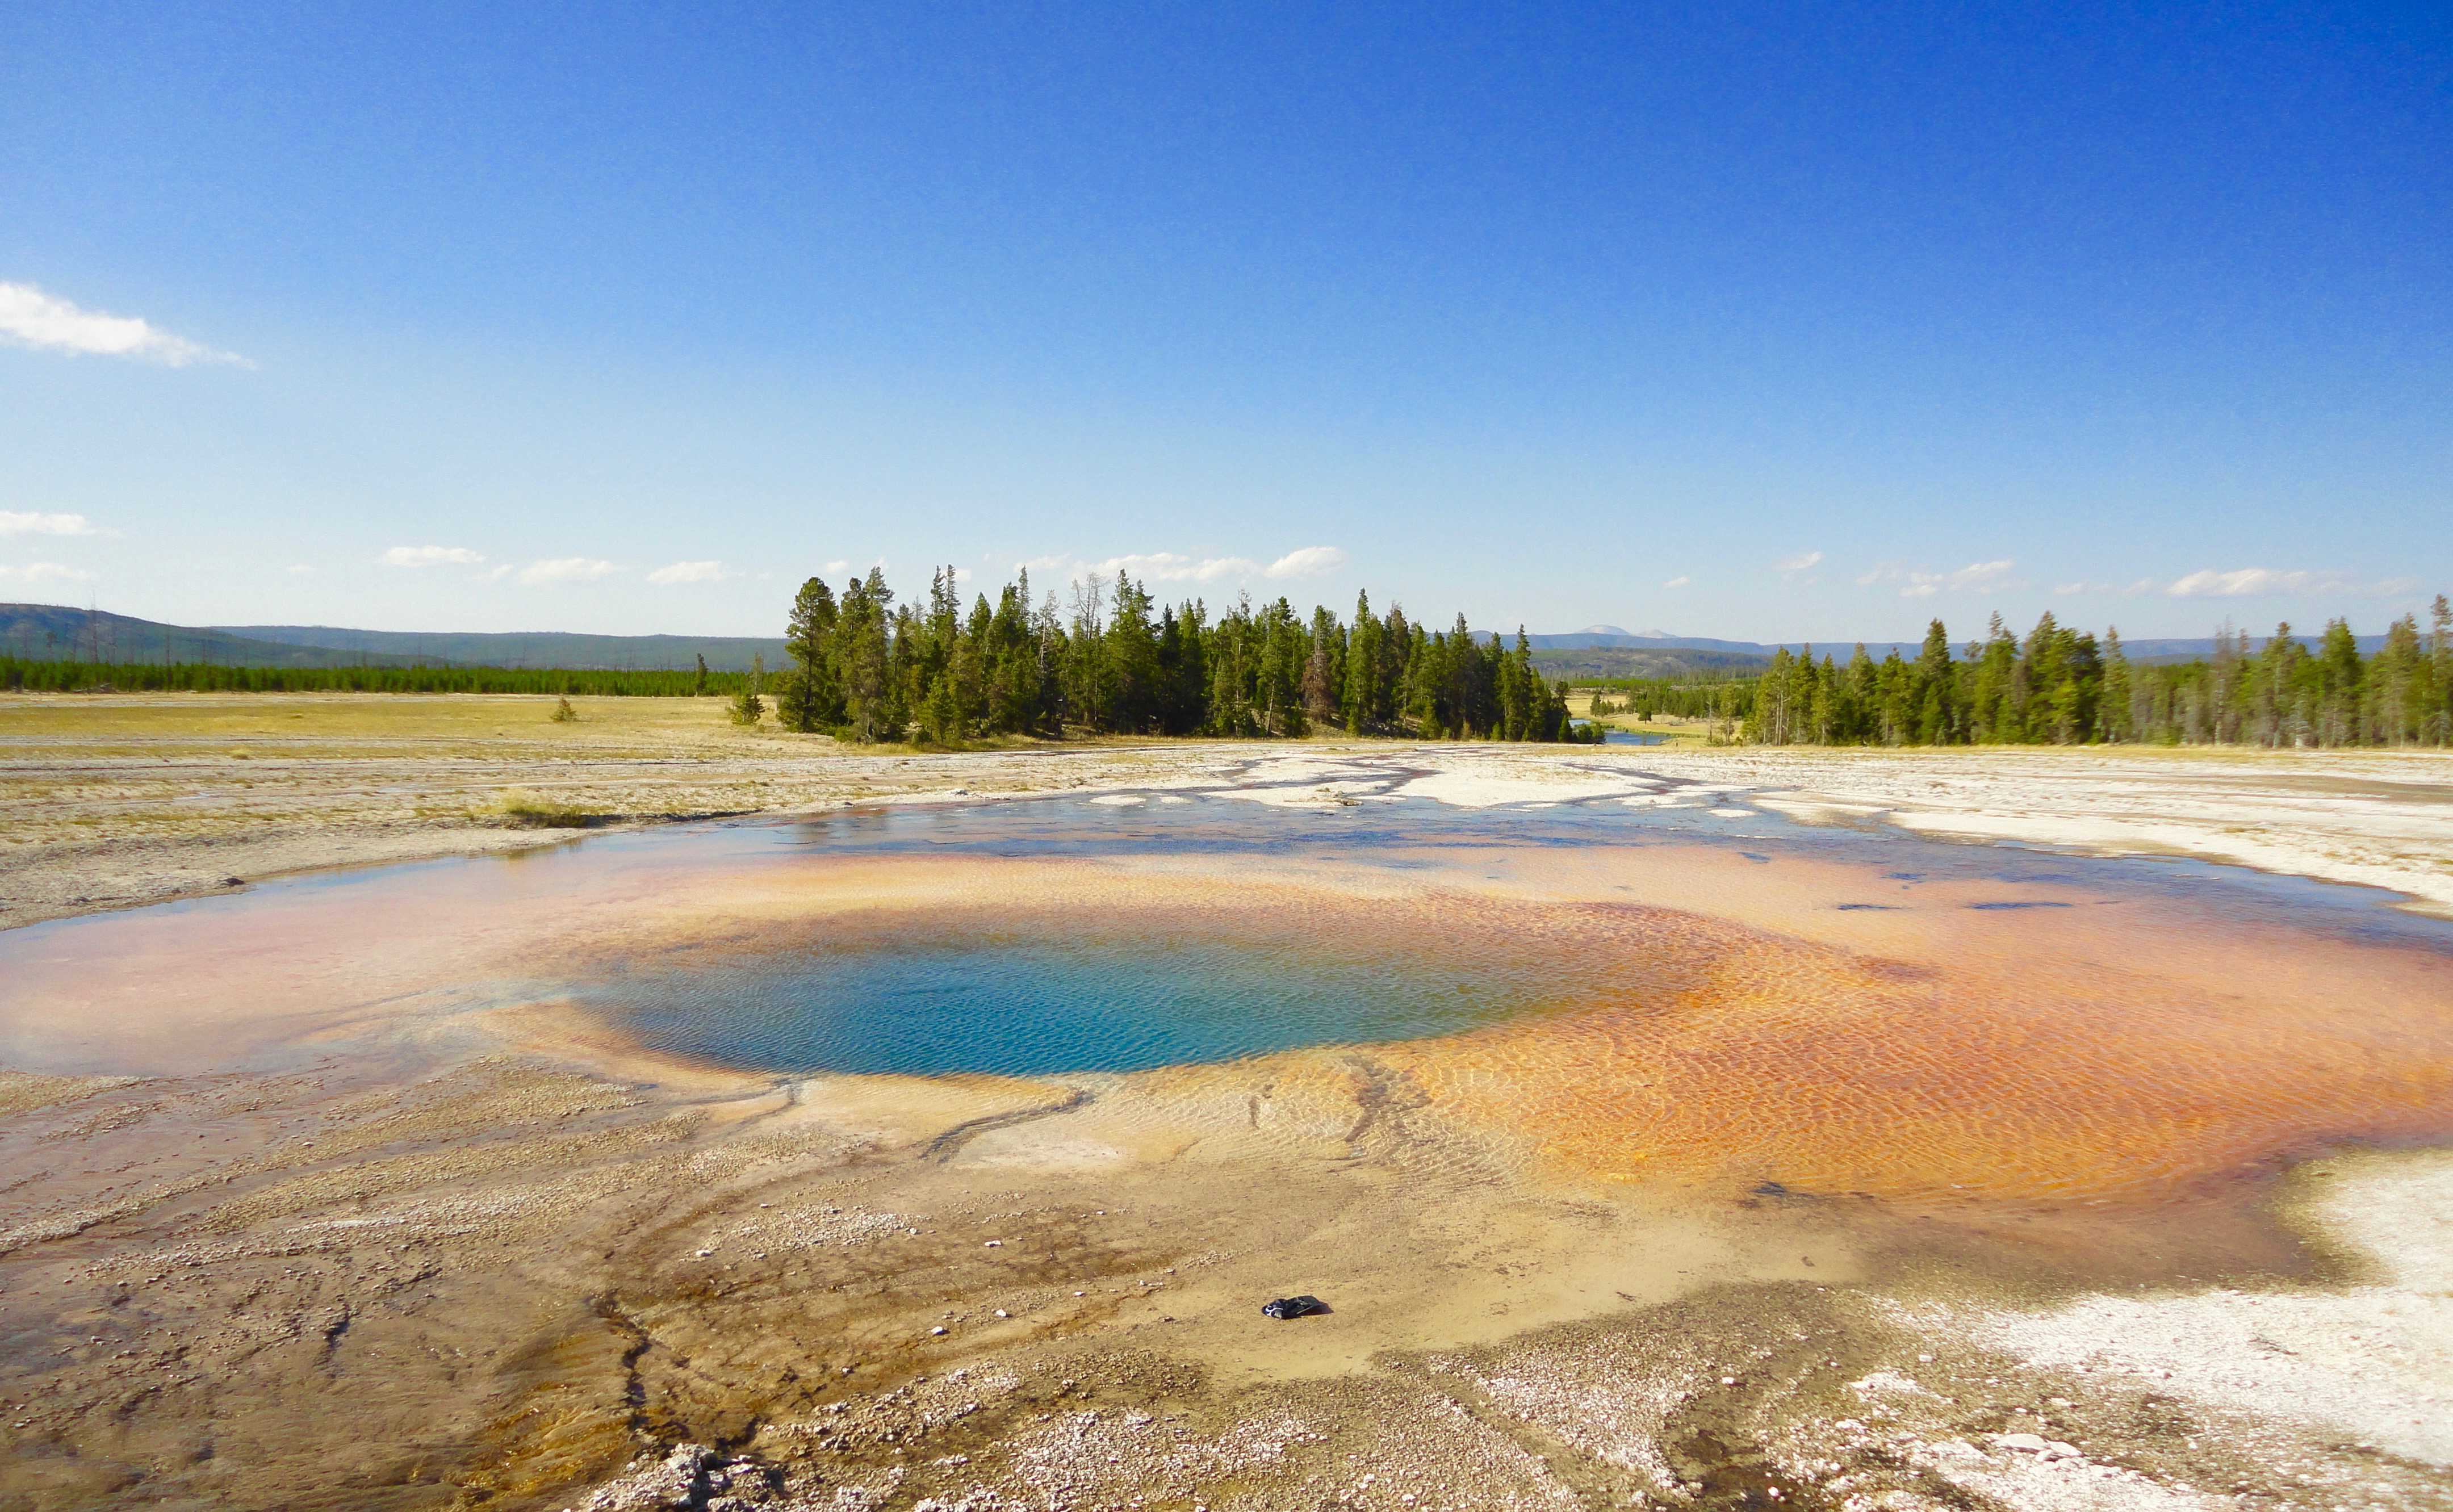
[1362,903,2453,1205]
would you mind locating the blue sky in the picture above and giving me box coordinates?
[2,2,2446,641]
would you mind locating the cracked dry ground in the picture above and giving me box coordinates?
[6,1059,2438,1512]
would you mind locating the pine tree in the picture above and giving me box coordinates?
[2429,596,2452,745]
[922,671,962,745]
[2316,618,2363,747]
[730,654,767,726]
[1342,591,1380,733]
[1914,619,1955,744]
[839,571,896,741]
[2099,629,2132,742]
[780,577,840,731]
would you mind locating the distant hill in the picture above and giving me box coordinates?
[2,605,436,668]
[3,605,786,671]
[1529,646,1771,678]
[3,601,2394,677]
[217,624,789,672]
[1528,631,1789,654]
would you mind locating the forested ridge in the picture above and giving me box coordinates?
[769,567,1589,743]
[13,580,2450,752]
[0,660,746,697]
[1723,601,2453,747]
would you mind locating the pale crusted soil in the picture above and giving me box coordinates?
[7,1054,2444,1512]
[0,692,1278,928]
[1605,744,2453,916]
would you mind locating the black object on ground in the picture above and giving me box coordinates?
[1262,1295,1330,1320]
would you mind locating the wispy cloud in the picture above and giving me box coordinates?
[2163,567,2417,598]
[1662,576,1692,589]
[1021,546,1350,589]
[284,564,315,575]
[0,282,251,367]
[383,545,485,568]
[1027,551,1255,585]
[646,559,737,585]
[0,510,104,538]
[519,557,618,586]
[1774,551,1823,575]
[1856,559,2019,598]
[0,562,97,583]
[1265,546,1349,580]
[1113,553,1257,583]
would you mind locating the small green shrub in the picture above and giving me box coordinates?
[490,789,590,828]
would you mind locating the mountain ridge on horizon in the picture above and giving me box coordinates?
[1,602,2389,673]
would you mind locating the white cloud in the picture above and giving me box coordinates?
[383,545,485,568]
[1020,546,1350,589]
[2054,583,2087,596]
[1858,559,2020,598]
[2162,567,2416,599]
[1662,576,1692,589]
[0,562,97,583]
[0,510,103,537]
[1123,553,1257,583]
[1944,559,2015,589]
[2169,567,2301,598]
[1774,550,1823,574]
[823,559,851,575]
[1265,545,1349,580]
[519,557,618,585]
[0,282,251,367]
[646,559,736,585]
[1029,551,1259,585]
[285,564,315,575]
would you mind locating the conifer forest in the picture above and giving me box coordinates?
[772,567,1588,743]
[1730,600,2453,748]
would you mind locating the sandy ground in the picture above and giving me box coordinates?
[5,694,2453,1511]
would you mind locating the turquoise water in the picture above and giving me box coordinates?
[588,936,1534,1076]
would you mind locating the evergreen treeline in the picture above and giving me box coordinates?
[771,566,1592,743]
[1742,601,2453,747]
[0,659,744,697]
